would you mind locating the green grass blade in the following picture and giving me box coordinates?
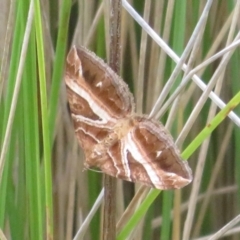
[161,191,174,239]
[0,0,28,228]
[33,0,53,238]
[48,0,72,143]
[161,1,187,239]
[182,91,240,160]
[117,190,160,240]
[23,32,43,240]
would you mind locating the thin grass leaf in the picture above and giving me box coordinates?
[33,0,53,238]
[48,0,72,143]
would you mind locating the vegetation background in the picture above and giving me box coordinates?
[0,0,240,239]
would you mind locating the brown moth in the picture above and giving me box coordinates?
[65,46,192,189]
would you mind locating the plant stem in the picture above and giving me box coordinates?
[102,1,122,240]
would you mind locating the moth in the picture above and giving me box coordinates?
[65,46,192,189]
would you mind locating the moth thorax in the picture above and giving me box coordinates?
[114,118,135,139]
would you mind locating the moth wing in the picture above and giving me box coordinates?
[90,117,192,190]
[65,46,135,151]
[123,116,192,189]
[65,46,134,120]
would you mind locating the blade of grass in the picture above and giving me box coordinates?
[161,1,187,239]
[11,95,26,239]
[0,0,33,183]
[117,189,160,240]
[0,0,25,227]
[48,0,72,143]
[33,0,53,238]
[208,214,240,240]
[135,0,151,114]
[0,0,15,100]
[182,91,240,159]
[23,31,43,239]
[0,229,7,240]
